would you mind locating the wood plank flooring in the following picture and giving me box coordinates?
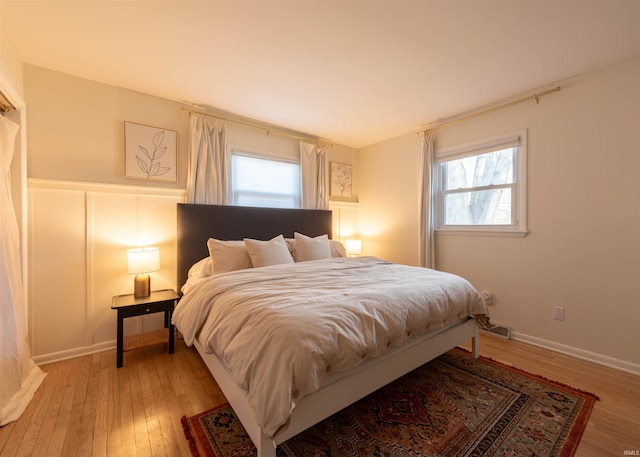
[1,335,638,456]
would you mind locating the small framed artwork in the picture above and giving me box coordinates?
[330,162,353,198]
[124,121,177,182]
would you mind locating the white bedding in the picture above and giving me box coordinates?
[172,256,488,438]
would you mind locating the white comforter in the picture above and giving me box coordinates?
[172,256,488,438]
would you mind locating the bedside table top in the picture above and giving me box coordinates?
[111,288,179,309]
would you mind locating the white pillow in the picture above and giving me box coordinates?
[330,240,347,258]
[294,232,331,262]
[187,256,213,278]
[286,237,347,259]
[207,238,253,274]
[244,235,294,267]
[285,238,296,257]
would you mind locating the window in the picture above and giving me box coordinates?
[436,130,527,236]
[229,149,301,208]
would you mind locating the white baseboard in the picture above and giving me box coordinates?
[33,332,640,377]
[33,340,115,366]
[510,331,640,376]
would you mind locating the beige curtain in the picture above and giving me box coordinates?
[300,141,328,210]
[0,115,46,426]
[419,131,436,269]
[186,114,226,204]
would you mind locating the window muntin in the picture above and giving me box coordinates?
[441,147,516,225]
[229,151,301,209]
[436,131,527,236]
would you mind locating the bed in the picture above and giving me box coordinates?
[174,203,488,457]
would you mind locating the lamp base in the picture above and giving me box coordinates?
[133,274,151,298]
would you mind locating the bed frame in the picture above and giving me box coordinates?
[176,203,480,457]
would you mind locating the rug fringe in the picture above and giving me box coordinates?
[181,415,201,457]
[454,346,601,401]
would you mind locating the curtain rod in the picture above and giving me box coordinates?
[181,105,333,147]
[418,86,561,135]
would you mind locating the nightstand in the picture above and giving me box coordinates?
[111,288,180,368]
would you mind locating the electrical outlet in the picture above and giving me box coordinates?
[553,306,565,321]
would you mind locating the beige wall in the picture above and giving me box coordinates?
[357,132,422,264]
[25,65,357,190]
[357,57,640,372]
[23,65,357,361]
[25,66,189,187]
[0,21,23,96]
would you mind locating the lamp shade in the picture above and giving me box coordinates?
[127,247,160,274]
[345,239,362,256]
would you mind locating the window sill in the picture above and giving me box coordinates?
[435,229,528,238]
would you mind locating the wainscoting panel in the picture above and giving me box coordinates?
[28,187,88,357]
[28,179,184,363]
[329,200,359,246]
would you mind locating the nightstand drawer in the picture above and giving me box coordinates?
[117,301,175,318]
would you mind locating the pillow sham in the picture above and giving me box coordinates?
[329,240,347,258]
[285,238,296,257]
[187,256,213,278]
[244,235,294,267]
[294,232,331,262]
[286,237,347,259]
[207,238,253,274]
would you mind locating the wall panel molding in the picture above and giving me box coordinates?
[29,178,186,197]
[28,179,183,362]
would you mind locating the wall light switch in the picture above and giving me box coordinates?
[553,306,565,321]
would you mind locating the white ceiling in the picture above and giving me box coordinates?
[2,1,639,148]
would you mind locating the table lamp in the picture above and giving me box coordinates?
[345,239,362,257]
[127,247,160,297]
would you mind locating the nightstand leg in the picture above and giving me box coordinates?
[167,309,174,354]
[116,311,124,368]
[169,323,175,354]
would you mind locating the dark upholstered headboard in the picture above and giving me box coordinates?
[176,203,333,290]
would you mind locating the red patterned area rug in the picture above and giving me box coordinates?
[181,348,598,457]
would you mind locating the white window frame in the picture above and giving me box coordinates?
[227,145,302,209]
[435,129,528,237]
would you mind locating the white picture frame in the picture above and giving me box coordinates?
[124,121,177,182]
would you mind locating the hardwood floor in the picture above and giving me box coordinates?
[0,341,225,457]
[1,335,638,456]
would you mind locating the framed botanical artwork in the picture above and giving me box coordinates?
[124,121,177,182]
[330,162,353,198]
